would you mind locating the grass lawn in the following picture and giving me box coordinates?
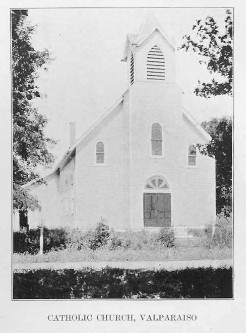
[13,225,233,299]
[13,238,232,264]
[13,222,233,299]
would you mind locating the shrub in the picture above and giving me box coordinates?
[187,214,232,249]
[43,228,68,252]
[13,227,68,254]
[13,221,113,254]
[92,219,111,248]
[13,267,233,299]
[108,230,158,251]
[13,229,40,254]
[65,229,86,251]
[156,228,175,248]
[204,215,232,249]
[80,219,112,251]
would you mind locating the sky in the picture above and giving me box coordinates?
[26,7,233,163]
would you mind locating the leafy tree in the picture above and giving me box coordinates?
[12,10,55,213]
[180,10,233,215]
[199,117,232,215]
[180,9,233,97]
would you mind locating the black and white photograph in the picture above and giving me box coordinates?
[2,0,246,331]
[11,7,234,300]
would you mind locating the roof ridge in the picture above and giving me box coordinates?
[53,91,127,171]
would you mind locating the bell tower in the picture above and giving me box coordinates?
[122,13,183,230]
[122,12,176,87]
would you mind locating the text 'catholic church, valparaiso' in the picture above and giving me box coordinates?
[14,13,216,237]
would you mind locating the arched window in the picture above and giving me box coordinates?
[130,53,134,85]
[96,142,104,164]
[188,145,197,166]
[145,175,170,190]
[151,123,163,156]
[147,45,165,81]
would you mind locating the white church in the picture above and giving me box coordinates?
[15,13,216,234]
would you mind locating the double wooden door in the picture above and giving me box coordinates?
[143,193,171,227]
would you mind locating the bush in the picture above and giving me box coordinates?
[203,214,232,249]
[205,225,232,249]
[91,219,111,249]
[108,230,160,251]
[187,214,232,249]
[13,219,113,254]
[13,227,68,254]
[156,228,175,248]
[66,219,112,251]
[13,229,40,254]
[13,267,233,299]
[43,228,68,252]
[65,229,85,251]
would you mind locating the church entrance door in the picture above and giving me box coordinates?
[143,193,171,227]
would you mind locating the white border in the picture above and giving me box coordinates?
[1,1,245,333]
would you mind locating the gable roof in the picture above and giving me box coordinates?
[55,101,211,172]
[182,107,212,142]
[23,93,126,190]
[54,94,125,171]
[23,94,211,189]
[122,12,175,62]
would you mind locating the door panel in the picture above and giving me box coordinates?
[144,193,171,227]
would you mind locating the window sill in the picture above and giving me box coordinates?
[94,163,107,167]
[187,165,198,168]
[150,155,165,159]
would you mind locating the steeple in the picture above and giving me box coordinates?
[137,11,166,44]
[122,11,175,62]
[122,11,176,86]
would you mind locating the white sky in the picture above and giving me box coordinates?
[27,7,233,163]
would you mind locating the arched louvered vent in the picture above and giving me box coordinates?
[130,53,134,85]
[147,45,165,81]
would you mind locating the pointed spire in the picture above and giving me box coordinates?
[121,11,175,62]
[136,11,175,47]
[137,11,163,42]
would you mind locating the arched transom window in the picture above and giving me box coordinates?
[145,175,170,190]
[96,142,105,164]
[151,122,163,156]
[188,144,197,166]
[130,53,134,85]
[147,45,165,81]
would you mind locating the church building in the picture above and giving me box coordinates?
[15,14,216,235]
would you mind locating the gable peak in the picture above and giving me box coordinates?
[122,11,175,62]
[138,11,163,41]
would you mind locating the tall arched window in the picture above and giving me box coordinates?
[147,45,165,81]
[188,144,197,166]
[130,53,134,85]
[151,123,163,156]
[96,142,105,164]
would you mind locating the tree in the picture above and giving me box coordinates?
[180,9,233,98]
[199,117,232,215]
[12,10,55,213]
[180,10,233,215]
